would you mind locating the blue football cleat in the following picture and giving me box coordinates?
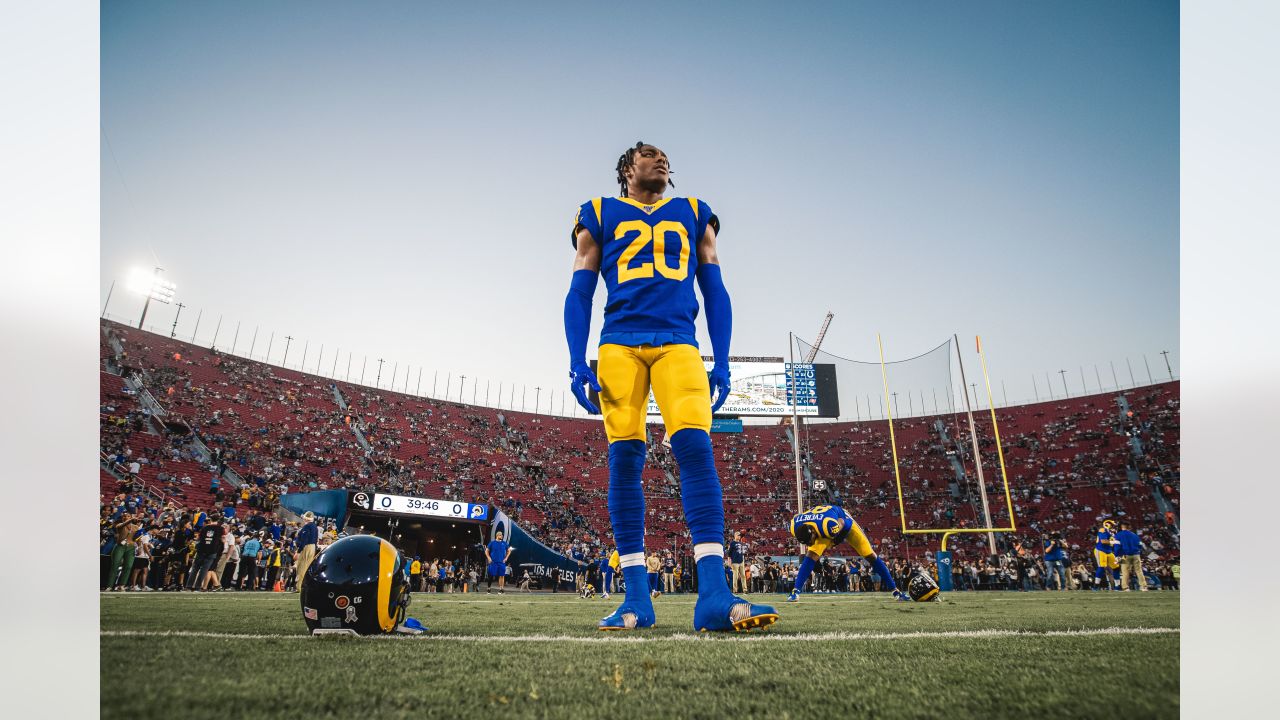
[694,593,779,632]
[893,590,911,602]
[787,590,800,603]
[598,601,656,631]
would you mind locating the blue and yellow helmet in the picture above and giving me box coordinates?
[300,534,409,636]
[789,506,850,546]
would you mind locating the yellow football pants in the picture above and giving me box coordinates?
[1094,550,1119,570]
[597,343,711,443]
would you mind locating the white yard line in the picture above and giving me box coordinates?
[101,626,1179,643]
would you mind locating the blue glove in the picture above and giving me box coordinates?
[709,363,731,413]
[564,269,601,414]
[570,362,602,415]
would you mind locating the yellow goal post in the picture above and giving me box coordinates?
[878,333,1018,552]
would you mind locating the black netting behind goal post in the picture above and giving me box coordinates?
[791,334,1016,561]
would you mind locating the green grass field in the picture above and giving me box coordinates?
[101,590,1178,719]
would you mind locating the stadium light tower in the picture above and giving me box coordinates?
[128,266,176,330]
[169,302,186,338]
[1160,350,1174,381]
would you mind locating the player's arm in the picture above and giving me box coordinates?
[565,228,602,414]
[695,224,732,412]
[505,546,514,563]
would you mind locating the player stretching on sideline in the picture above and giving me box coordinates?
[786,505,910,602]
[564,142,777,632]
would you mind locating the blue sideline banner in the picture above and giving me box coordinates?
[280,489,351,526]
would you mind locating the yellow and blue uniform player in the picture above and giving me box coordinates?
[787,505,910,602]
[564,142,776,633]
[1092,520,1121,590]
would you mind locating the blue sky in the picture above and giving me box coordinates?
[100,0,1179,414]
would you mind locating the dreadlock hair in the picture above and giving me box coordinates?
[615,141,674,198]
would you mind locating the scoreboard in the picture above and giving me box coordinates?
[785,362,819,411]
[349,491,489,521]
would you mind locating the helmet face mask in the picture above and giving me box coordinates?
[300,535,408,635]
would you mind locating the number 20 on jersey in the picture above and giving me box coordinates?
[615,220,690,284]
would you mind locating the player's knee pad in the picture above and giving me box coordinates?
[667,390,712,436]
[669,429,724,546]
[603,406,644,443]
[607,440,647,554]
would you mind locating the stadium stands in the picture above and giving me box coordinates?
[100,319,1179,569]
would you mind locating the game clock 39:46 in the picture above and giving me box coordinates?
[370,493,488,520]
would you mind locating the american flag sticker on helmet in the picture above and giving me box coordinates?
[303,607,318,620]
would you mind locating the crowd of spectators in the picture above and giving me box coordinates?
[101,320,1179,593]
[100,490,335,592]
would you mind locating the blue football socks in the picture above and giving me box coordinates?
[607,440,647,558]
[670,428,777,631]
[793,555,816,594]
[670,429,724,549]
[601,440,655,629]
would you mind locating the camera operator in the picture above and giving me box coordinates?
[188,517,224,591]
[1043,533,1068,591]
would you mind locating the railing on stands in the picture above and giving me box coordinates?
[100,450,166,506]
[104,323,248,492]
[125,373,167,418]
[185,426,245,490]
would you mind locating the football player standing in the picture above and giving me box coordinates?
[564,142,777,632]
[1092,520,1122,591]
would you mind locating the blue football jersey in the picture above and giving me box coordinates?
[571,196,719,347]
